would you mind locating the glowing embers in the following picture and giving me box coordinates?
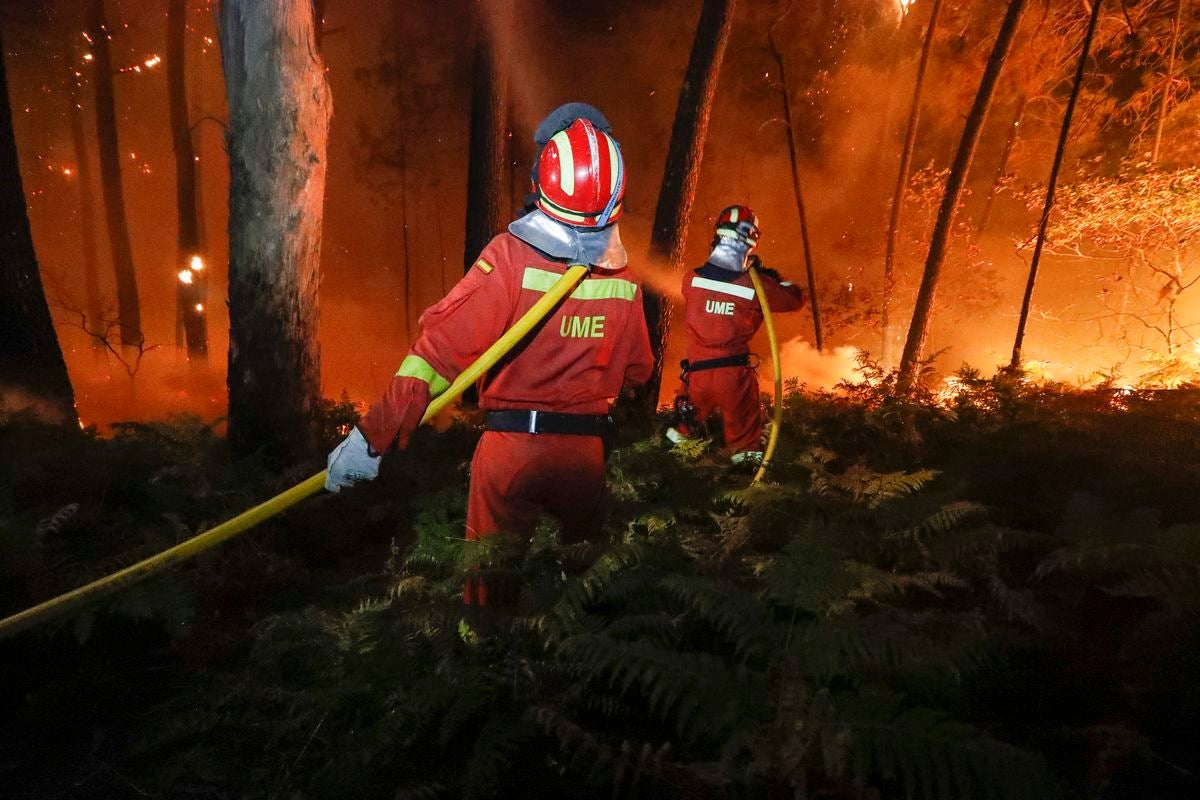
[117,54,163,74]
[180,255,205,285]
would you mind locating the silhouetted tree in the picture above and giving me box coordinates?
[640,0,737,411]
[1151,0,1183,164]
[897,0,1027,391]
[64,31,103,352]
[767,1,822,352]
[882,0,943,366]
[220,0,331,460]
[1010,0,1103,370]
[975,92,1026,238]
[168,0,207,360]
[0,27,75,424]
[87,0,141,350]
[463,0,511,276]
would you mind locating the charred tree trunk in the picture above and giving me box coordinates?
[0,31,76,424]
[897,0,1027,391]
[65,36,104,352]
[168,0,207,360]
[640,0,737,411]
[220,0,331,460]
[767,8,822,351]
[1011,0,1102,370]
[399,136,415,343]
[976,92,1027,237]
[88,0,141,350]
[463,0,511,274]
[882,0,943,367]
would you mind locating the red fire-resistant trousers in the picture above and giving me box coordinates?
[463,430,606,606]
[678,366,763,454]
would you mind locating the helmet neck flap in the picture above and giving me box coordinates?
[509,209,628,271]
[708,236,753,273]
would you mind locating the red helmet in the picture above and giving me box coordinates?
[715,205,761,248]
[534,118,625,228]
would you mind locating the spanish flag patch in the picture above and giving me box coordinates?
[474,258,494,275]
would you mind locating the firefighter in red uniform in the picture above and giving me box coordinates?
[666,206,804,465]
[325,108,653,605]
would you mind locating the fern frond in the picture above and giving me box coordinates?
[1033,542,1152,581]
[660,574,777,660]
[829,691,1052,800]
[558,634,755,741]
[35,502,79,543]
[1105,565,1200,599]
[986,575,1046,630]
[462,715,536,799]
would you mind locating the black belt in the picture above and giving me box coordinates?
[484,409,613,437]
[681,353,751,374]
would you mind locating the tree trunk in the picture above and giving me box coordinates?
[975,92,1027,238]
[767,11,823,351]
[1010,0,1102,370]
[463,0,511,274]
[220,0,331,460]
[0,31,76,425]
[65,35,104,353]
[897,0,1027,391]
[882,0,944,367]
[88,0,141,350]
[640,0,737,411]
[399,136,415,343]
[168,0,207,360]
[1151,0,1183,164]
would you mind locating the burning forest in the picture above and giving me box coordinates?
[2,0,1200,798]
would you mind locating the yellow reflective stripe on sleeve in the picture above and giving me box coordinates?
[521,266,637,301]
[474,258,494,274]
[395,355,451,396]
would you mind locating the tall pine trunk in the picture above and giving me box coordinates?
[220,0,331,460]
[399,136,415,342]
[767,9,822,351]
[897,0,1027,391]
[168,0,207,360]
[88,0,141,350]
[882,0,943,366]
[0,31,76,424]
[1011,0,1102,369]
[641,0,737,410]
[463,0,511,274]
[65,35,104,352]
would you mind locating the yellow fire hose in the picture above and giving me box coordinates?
[748,267,782,484]
[0,265,591,641]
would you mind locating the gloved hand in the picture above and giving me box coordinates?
[325,427,382,493]
[748,256,783,282]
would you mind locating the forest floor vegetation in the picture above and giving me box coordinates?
[2,367,1199,799]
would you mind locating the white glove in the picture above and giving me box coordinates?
[325,427,382,493]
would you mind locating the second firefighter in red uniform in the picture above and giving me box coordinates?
[667,206,805,464]
[325,107,652,605]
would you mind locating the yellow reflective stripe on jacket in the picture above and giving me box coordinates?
[396,355,451,396]
[521,266,637,301]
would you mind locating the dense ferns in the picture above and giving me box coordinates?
[7,375,1200,798]
[133,437,1057,798]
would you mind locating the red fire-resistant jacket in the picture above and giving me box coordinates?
[358,232,654,454]
[681,263,805,362]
